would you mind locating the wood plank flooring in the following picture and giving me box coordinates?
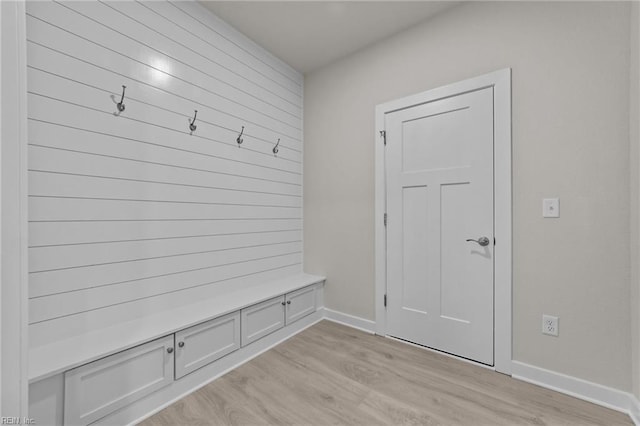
[140,320,632,426]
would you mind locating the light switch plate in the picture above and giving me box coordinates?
[543,198,560,218]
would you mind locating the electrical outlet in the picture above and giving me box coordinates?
[542,315,559,336]
[543,198,560,218]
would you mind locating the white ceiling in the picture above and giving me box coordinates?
[200,1,460,74]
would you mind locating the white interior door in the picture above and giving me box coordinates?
[385,87,494,365]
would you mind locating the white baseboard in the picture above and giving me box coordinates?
[323,308,376,334]
[512,361,638,422]
[324,312,640,425]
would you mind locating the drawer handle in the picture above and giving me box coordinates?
[286,300,291,305]
[167,347,174,354]
[178,341,185,348]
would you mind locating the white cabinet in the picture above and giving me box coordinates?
[29,374,64,426]
[241,284,319,346]
[175,311,240,379]
[285,285,318,325]
[34,282,323,425]
[241,296,285,347]
[64,335,174,426]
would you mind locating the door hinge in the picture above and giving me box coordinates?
[384,213,387,227]
[384,294,387,307]
[379,130,386,146]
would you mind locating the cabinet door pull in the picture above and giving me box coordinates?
[178,341,185,348]
[167,347,174,354]
[286,300,291,305]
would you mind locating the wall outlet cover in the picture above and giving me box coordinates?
[542,314,559,336]
[543,198,560,218]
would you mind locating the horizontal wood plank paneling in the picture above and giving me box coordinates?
[26,5,302,128]
[56,1,301,116]
[27,68,302,165]
[30,252,302,324]
[98,1,300,106]
[29,198,300,222]
[30,230,302,272]
[26,14,301,140]
[26,0,303,340]
[30,241,303,298]
[27,93,301,177]
[29,172,301,209]
[28,144,302,197]
[29,219,302,247]
[26,41,301,156]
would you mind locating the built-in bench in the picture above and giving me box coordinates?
[29,273,326,426]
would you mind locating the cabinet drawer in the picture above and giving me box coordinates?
[64,335,173,426]
[175,311,240,379]
[241,296,285,346]
[285,285,318,325]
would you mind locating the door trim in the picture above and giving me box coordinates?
[374,69,512,374]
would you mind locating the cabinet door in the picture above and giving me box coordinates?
[285,285,318,325]
[241,296,285,346]
[175,311,240,379]
[64,335,174,426]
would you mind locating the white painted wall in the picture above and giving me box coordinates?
[304,1,632,391]
[26,0,303,349]
[0,0,29,416]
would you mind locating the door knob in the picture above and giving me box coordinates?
[466,236,490,247]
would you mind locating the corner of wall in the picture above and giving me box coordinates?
[0,0,29,416]
[631,0,640,400]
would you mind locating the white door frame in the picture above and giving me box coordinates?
[374,69,512,375]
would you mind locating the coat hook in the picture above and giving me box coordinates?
[236,126,244,146]
[189,110,198,132]
[272,138,280,155]
[117,85,126,112]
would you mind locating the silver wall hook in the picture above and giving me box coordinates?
[236,126,244,146]
[272,138,280,155]
[189,110,198,132]
[117,85,126,112]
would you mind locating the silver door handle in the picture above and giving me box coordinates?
[466,237,490,247]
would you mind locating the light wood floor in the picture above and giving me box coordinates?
[141,320,632,426]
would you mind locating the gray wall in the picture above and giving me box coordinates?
[304,1,632,391]
[631,1,640,399]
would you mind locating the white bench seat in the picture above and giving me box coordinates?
[29,273,325,383]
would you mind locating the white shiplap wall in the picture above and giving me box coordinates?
[26,0,304,347]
